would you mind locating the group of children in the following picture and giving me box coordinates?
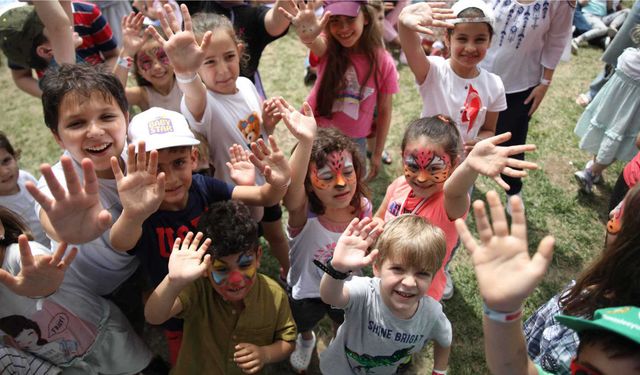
[0,0,638,374]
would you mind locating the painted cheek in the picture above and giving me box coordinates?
[310,166,332,190]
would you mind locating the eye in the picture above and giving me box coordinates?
[137,56,153,71]
[212,267,228,274]
[417,271,432,278]
[238,261,252,269]
[204,58,216,65]
[65,120,84,129]
[224,52,236,62]
[1,156,14,166]
[343,167,354,175]
[101,113,117,121]
[173,159,187,168]
[157,50,170,64]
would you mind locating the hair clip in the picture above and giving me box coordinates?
[436,115,451,124]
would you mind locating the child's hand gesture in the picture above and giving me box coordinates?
[262,97,283,135]
[234,343,267,374]
[0,235,77,298]
[455,191,554,312]
[227,144,256,186]
[249,136,291,190]
[25,157,113,244]
[466,132,539,190]
[167,232,212,286]
[147,3,211,76]
[279,0,330,44]
[399,2,454,35]
[331,217,382,273]
[111,142,165,223]
[276,99,317,144]
[121,12,146,57]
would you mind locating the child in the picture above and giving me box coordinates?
[113,12,182,112]
[605,136,640,240]
[399,0,507,154]
[455,191,640,375]
[318,216,451,374]
[0,132,49,247]
[144,201,297,374]
[0,207,153,374]
[108,106,291,365]
[280,0,399,180]
[574,46,640,194]
[149,4,291,275]
[274,100,371,372]
[375,115,539,300]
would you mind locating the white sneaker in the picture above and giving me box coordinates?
[506,192,523,216]
[585,160,603,184]
[290,332,316,373]
[442,269,454,300]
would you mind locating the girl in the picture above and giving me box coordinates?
[276,99,371,373]
[399,0,507,154]
[0,132,49,247]
[149,4,291,279]
[280,0,399,180]
[574,45,640,194]
[375,115,539,301]
[113,12,182,112]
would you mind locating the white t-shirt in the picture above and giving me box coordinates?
[419,56,507,143]
[34,151,138,296]
[618,48,640,81]
[181,77,267,185]
[0,170,49,247]
[319,277,452,375]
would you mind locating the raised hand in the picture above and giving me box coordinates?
[276,99,317,143]
[399,2,455,35]
[330,217,382,273]
[234,343,267,374]
[25,156,112,244]
[111,142,165,222]
[227,144,256,186]
[147,3,212,75]
[278,0,329,44]
[121,12,146,57]
[455,191,554,312]
[0,236,77,298]
[167,232,212,286]
[465,132,539,190]
[262,97,283,135]
[249,136,291,189]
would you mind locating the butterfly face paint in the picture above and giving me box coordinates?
[137,47,171,72]
[403,148,452,185]
[310,151,357,190]
[209,251,257,302]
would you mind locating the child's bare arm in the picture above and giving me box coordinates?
[233,340,295,374]
[145,232,211,324]
[368,93,393,181]
[11,69,42,98]
[33,1,75,65]
[455,191,554,375]
[113,12,145,89]
[320,218,381,307]
[433,342,450,374]
[109,143,166,252]
[148,4,210,122]
[264,0,295,37]
[399,2,454,84]
[444,132,538,220]
[278,0,330,57]
[373,193,390,225]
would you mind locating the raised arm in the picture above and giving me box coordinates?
[455,191,554,375]
[264,0,295,37]
[113,12,145,89]
[33,1,75,65]
[278,0,330,58]
[11,68,42,98]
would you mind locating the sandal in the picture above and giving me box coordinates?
[575,93,591,107]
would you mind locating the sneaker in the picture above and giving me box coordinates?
[505,192,523,216]
[571,38,580,55]
[574,168,595,194]
[290,332,316,373]
[442,269,454,300]
[585,160,603,184]
[607,25,618,39]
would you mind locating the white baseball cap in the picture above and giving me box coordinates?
[451,0,495,29]
[128,107,200,152]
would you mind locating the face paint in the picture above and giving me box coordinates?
[210,252,256,285]
[403,148,452,184]
[137,47,170,71]
[310,151,357,190]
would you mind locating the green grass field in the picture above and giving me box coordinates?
[1,31,616,374]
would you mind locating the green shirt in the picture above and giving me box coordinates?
[173,273,297,374]
[536,364,555,375]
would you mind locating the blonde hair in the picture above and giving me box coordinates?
[374,215,446,274]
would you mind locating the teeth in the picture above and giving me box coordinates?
[396,291,413,298]
[86,143,109,152]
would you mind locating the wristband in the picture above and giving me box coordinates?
[539,78,551,86]
[433,370,447,375]
[313,256,351,280]
[483,303,523,323]
[117,56,133,70]
[175,73,199,84]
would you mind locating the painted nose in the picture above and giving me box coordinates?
[417,170,430,183]
[227,270,243,285]
[335,172,346,187]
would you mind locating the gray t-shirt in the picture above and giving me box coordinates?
[320,276,452,375]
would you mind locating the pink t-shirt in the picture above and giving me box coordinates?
[306,49,399,138]
[623,151,640,188]
[381,176,466,301]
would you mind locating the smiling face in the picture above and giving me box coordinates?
[309,150,358,210]
[0,148,19,195]
[136,40,174,89]
[208,248,261,306]
[156,147,197,211]
[53,92,128,178]
[198,30,242,95]
[402,137,452,198]
[374,257,433,319]
[445,22,491,77]
[328,12,367,49]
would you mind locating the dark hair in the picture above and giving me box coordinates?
[0,207,34,247]
[0,132,20,159]
[191,12,249,72]
[578,329,640,361]
[0,315,47,345]
[302,128,369,215]
[316,3,383,118]
[561,184,640,317]
[29,33,50,71]
[197,200,259,259]
[40,64,128,133]
[401,115,462,161]
[447,7,494,38]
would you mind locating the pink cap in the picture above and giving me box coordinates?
[323,0,366,17]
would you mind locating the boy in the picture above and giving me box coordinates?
[145,200,297,374]
[319,216,452,375]
[456,191,640,375]
[108,106,290,364]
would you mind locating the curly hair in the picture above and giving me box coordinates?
[401,115,462,162]
[197,200,259,259]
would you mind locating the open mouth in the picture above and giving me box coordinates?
[85,143,111,154]
[395,290,415,299]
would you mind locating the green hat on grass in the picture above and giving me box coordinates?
[0,5,45,68]
[556,306,640,344]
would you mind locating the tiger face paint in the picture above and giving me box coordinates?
[310,150,357,190]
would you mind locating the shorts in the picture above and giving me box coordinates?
[288,294,344,333]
